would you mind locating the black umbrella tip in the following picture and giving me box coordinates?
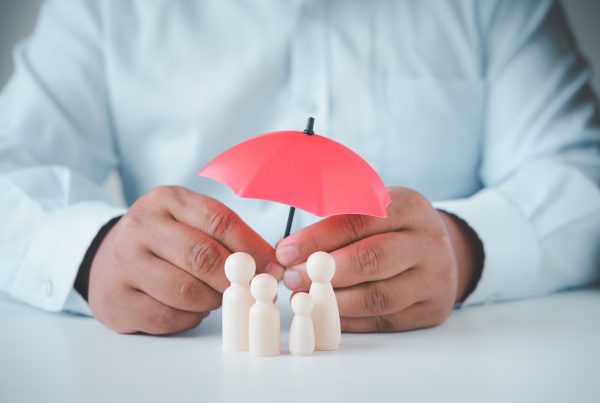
[304,117,315,136]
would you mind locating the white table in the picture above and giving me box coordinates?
[1,288,599,403]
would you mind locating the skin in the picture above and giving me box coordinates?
[277,187,483,332]
[88,185,284,334]
[89,186,481,335]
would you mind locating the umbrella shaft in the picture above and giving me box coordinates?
[284,206,296,238]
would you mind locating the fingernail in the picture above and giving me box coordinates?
[283,270,302,291]
[276,244,299,266]
[274,238,284,248]
[264,262,284,281]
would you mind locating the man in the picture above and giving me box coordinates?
[1,0,599,334]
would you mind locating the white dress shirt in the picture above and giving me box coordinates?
[1,0,599,316]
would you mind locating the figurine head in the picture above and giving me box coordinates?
[306,251,336,283]
[291,292,314,315]
[250,273,278,302]
[224,252,256,284]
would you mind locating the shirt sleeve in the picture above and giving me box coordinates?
[0,0,126,315]
[434,0,600,306]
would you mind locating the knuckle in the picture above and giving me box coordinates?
[441,257,456,279]
[152,306,177,333]
[154,185,177,196]
[146,185,183,208]
[152,185,176,199]
[374,315,395,332]
[135,185,180,212]
[435,266,454,289]
[427,234,456,279]
[387,200,402,220]
[428,303,452,326]
[184,240,221,278]
[431,232,452,251]
[205,207,236,239]
[405,189,430,210]
[176,278,201,303]
[387,186,402,197]
[206,294,223,311]
[92,305,131,334]
[342,214,368,241]
[118,213,143,234]
[386,187,403,214]
[354,244,384,278]
[363,283,389,315]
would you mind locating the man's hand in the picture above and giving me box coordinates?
[88,186,283,335]
[276,187,483,332]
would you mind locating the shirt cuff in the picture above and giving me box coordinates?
[433,188,541,306]
[10,201,126,313]
[63,288,93,316]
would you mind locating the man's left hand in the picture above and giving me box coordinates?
[276,187,483,332]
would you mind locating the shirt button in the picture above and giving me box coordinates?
[41,281,53,298]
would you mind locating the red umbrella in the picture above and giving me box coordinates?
[198,118,391,237]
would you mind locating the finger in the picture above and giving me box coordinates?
[126,254,222,313]
[282,266,312,293]
[110,289,206,335]
[157,187,282,278]
[147,219,232,292]
[282,231,421,291]
[134,291,206,335]
[334,268,425,318]
[340,302,440,333]
[275,188,430,267]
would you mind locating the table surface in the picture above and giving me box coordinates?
[1,287,599,403]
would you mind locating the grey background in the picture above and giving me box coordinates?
[1,1,599,94]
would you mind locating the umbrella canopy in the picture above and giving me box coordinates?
[198,118,391,236]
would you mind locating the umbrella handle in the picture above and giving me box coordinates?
[284,206,296,238]
[304,117,315,135]
[283,117,313,238]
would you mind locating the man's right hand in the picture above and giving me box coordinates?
[88,186,282,335]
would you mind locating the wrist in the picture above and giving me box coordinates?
[74,216,122,301]
[438,210,484,303]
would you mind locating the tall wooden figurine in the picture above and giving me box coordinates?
[222,252,256,351]
[307,251,341,351]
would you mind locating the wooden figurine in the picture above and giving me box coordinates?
[289,292,315,356]
[249,273,280,357]
[307,251,341,351]
[222,252,256,351]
